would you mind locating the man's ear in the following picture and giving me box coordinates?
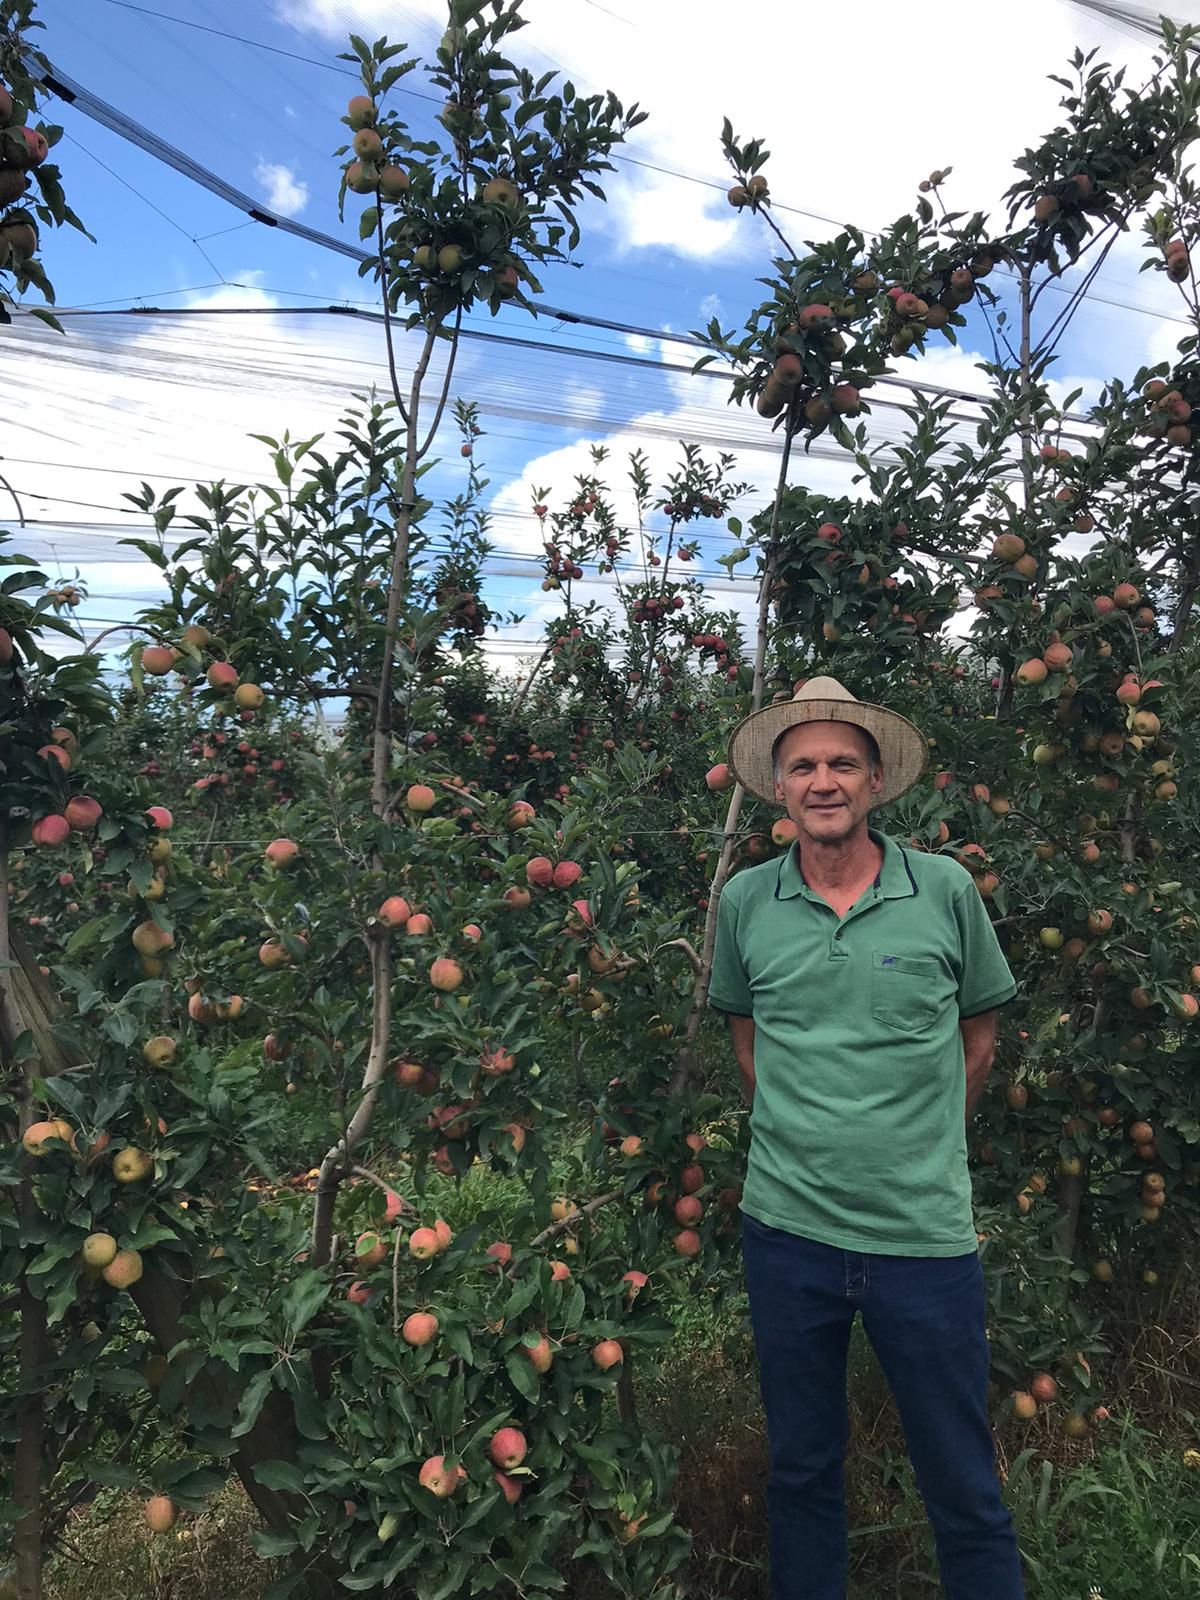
[872,764,885,795]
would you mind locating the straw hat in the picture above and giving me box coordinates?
[726,675,928,808]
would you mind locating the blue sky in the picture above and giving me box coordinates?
[8,0,1195,665]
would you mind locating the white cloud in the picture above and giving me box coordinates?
[486,405,860,567]
[254,160,310,219]
[606,170,739,259]
[183,270,281,312]
[272,0,1180,347]
[273,0,445,40]
[520,0,1089,265]
[889,343,996,400]
[1047,373,1105,414]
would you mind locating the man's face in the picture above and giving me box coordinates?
[773,720,883,843]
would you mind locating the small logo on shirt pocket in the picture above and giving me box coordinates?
[871,950,942,1033]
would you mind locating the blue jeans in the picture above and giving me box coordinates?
[741,1213,1024,1600]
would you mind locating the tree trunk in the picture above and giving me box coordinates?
[507,639,554,727]
[996,264,1035,724]
[129,1270,308,1534]
[131,1270,340,1596]
[1,825,43,1600]
[310,324,443,1269]
[1050,1171,1084,1261]
[616,1359,638,1427]
[670,412,795,1098]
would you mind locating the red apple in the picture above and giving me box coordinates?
[355,1230,388,1269]
[488,1427,528,1470]
[592,1339,624,1370]
[525,1334,554,1373]
[206,662,238,691]
[568,899,593,930]
[401,1311,438,1345]
[64,795,102,832]
[378,895,411,928]
[418,1456,466,1497]
[31,814,70,847]
[430,958,463,992]
[140,644,176,676]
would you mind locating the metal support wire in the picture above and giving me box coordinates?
[21,53,1117,420]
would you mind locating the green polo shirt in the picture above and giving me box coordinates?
[710,828,1017,1257]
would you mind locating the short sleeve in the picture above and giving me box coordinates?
[952,884,1018,1017]
[708,882,753,1016]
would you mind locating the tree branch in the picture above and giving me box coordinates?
[655,937,702,977]
[520,1189,625,1257]
[418,304,465,461]
[375,200,408,427]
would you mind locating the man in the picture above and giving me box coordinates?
[710,675,1024,1600]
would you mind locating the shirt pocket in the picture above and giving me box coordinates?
[870,951,942,1033]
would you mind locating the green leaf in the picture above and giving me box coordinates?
[442,1321,474,1364]
[231,1371,274,1439]
[283,1272,331,1336]
[253,1460,308,1495]
[252,1528,299,1559]
[65,917,108,957]
[505,1347,539,1403]
[88,1462,140,1489]
[122,1221,179,1251]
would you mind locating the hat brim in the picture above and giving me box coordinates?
[727,697,929,808]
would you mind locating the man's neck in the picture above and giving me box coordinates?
[796,825,882,892]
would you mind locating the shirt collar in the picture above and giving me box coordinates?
[775,827,919,903]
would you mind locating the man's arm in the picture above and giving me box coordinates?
[727,1013,756,1106]
[961,1009,998,1124]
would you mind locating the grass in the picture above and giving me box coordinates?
[46,1484,276,1600]
[651,1297,1200,1599]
